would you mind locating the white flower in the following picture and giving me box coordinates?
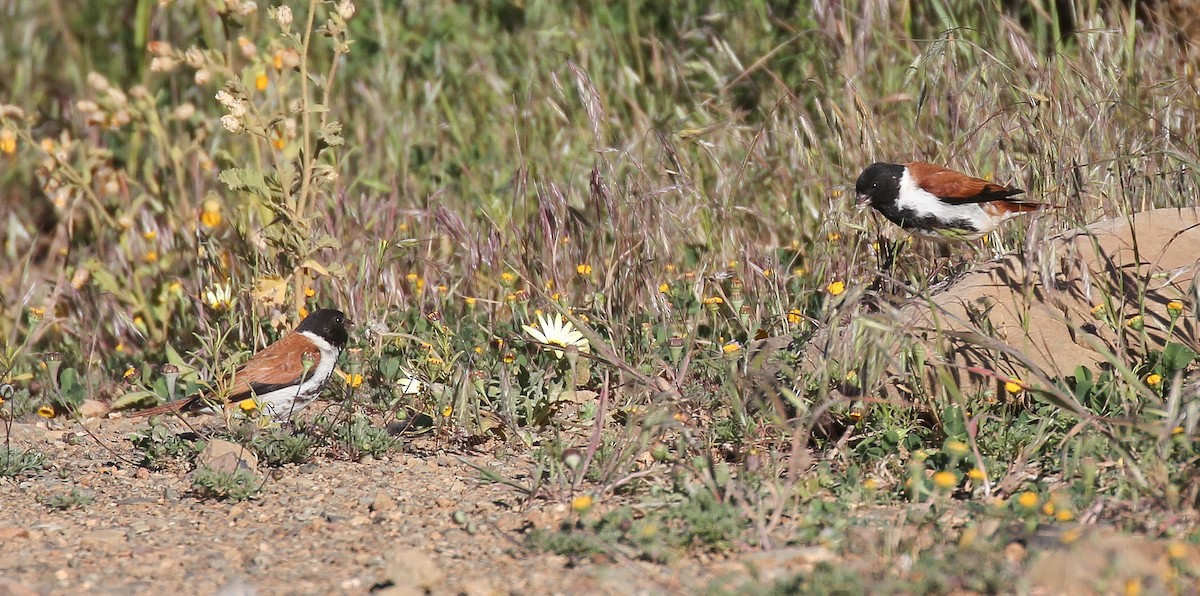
[215,89,247,117]
[87,72,109,92]
[185,46,205,68]
[204,281,235,311]
[149,55,178,73]
[522,313,590,359]
[194,69,211,86]
[398,375,423,395]
[274,5,292,28]
[220,114,243,133]
[336,0,355,20]
[173,103,196,120]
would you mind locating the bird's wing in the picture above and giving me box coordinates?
[906,162,1026,205]
[226,332,322,399]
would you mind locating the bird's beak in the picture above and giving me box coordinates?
[855,193,872,210]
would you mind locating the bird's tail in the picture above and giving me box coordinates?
[127,397,198,418]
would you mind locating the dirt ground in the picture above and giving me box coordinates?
[2,413,1198,595]
[0,415,760,596]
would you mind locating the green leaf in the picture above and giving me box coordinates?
[1163,342,1197,373]
[111,390,160,410]
[218,167,272,199]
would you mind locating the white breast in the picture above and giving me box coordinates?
[897,170,996,234]
[253,331,340,421]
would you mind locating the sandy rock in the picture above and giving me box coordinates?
[811,208,1200,394]
[384,547,444,592]
[80,529,128,549]
[459,576,498,596]
[78,399,110,418]
[0,578,39,596]
[197,439,258,474]
[0,527,31,541]
[370,490,395,513]
[1026,528,1173,594]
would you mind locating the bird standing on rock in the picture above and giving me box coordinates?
[855,162,1046,242]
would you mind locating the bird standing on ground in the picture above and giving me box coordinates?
[855,162,1045,242]
[132,308,349,422]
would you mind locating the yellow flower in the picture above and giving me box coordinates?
[1173,426,1184,435]
[571,494,594,513]
[1016,491,1039,509]
[428,357,444,366]
[115,342,125,353]
[143,230,157,240]
[932,471,957,490]
[255,72,268,91]
[144,250,159,263]
[200,199,222,228]
[123,367,137,381]
[944,439,969,457]
[827,231,841,242]
[298,306,309,319]
[1090,303,1106,316]
[862,478,878,491]
[338,371,363,388]
[658,283,669,294]
[304,286,315,298]
[786,309,803,324]
[1004,379,1024,394]
[1146,373,1162,388]
[1126,315,1144,330]
[406,273,419,284]
[38,405,55,418]
[168,281,183,294]
[762,269,772,278]
[827,281,846,296]
[1042,501,1055,516]
[464,296,476,307]
[721,341,742,354]
[1167,300,1184,316]
[500,272,516,286]
[28,306,45,321]
[1055,508,1075,522]
[576,264,592,276]
[441,405,453,418]
[239,399,259,412]
[1167,542,1188,560]
[272,51,284,70]
[502,352,515,364]
[0,129,16,155]
[967,468,985,481]
[702,296,724,306]
[1125,579,1141,596]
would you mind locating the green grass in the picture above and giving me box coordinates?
[1,0,1199,587]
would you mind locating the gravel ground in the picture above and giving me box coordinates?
[0,415,732,595]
